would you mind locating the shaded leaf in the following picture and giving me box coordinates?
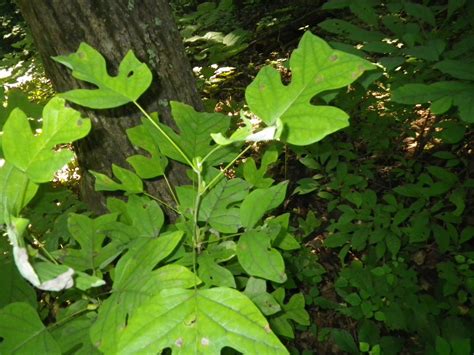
[237,229,287,283]
[240,181,288,228]
[90,231,198,353]
[0,302,61,354]
[199,177,250,233]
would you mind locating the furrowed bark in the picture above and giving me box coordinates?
[17,0,202,219]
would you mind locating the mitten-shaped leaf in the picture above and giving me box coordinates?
[0,302,61,354]
[270,289,310,338]
[53,43,152,108]
[2,97,91,183]
[126,119,168,179]
[118,287,288,354]
[91,164,143,194]
[246,31,374,145]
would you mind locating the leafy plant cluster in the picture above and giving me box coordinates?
[0,32,374,353]
[275,0,473,353]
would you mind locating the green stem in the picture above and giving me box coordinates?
[143,191,179,214]
[200,232,244,245]
[201,144,222,165]
[192,171,203,289]
[163,173,179,206]
[204,144,252,193]
[133,101,194,168]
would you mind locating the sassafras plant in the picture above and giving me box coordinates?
[0,32,373,354]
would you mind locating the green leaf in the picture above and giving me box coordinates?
[331,329,359,354]
[51,311,99,355]
[54,43,152,108]
[0,257,37,308]
[349,0,378,26]
[242,144,279,188]
[155,101,235,166]
[244,277,281,316]
[404,2,436,26]
[240,181,288,228]
[237,229,287,283]
[199,177,250,233]
[122,194,165,238]
[65,213,118,271]
[118,287,288,354]
[126,119,168,179]
[0,89,43,127]
[392,81,474,123]
[0,303,61,354]
[434,60,474,81]
[386,235,401,256]
[270,289,310,338]
[2,97,91,182]
[211,116,253,145]
[246,32,374,145]
[431,96,453,114]
[319,20,384,42]
[91,164,143,194]
[90,231,198,353]
[198,255,236,288]
[448,0,466,18]
[0,162,38,224]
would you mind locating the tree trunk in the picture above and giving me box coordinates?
[17,0,202,219]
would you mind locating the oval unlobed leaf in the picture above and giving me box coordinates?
[237,229,287,283]
[240,181,288,228]
[118,287,288,354]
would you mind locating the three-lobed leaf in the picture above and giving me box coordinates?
[199,177,250,233]
[246,31,375,145]
[126,119,168,179]
[53,43,152,109]
[2,97,91,183]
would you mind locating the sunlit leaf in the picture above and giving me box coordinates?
[118,287,288,354]
[54,43,152,108]
[2,97,91,183]
[246,32,374,145]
